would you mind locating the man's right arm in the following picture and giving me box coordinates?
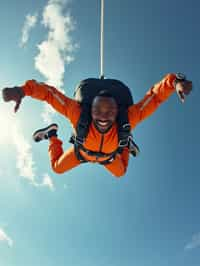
[2,80,81,126]
[23,80,80,117]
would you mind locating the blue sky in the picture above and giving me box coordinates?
[0,0,200,265]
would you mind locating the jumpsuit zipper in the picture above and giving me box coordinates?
[96,133,104,160]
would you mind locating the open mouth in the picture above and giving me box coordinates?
[96,121,110,127]
[94,120,112,132]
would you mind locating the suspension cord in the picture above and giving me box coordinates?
[100,0,104,79]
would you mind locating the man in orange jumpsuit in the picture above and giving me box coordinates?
[2,73,192,177]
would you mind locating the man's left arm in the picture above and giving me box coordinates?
[128,73,192,128]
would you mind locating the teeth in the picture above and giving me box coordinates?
[97,121,108,126]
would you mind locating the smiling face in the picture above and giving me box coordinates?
[91,96,118,133]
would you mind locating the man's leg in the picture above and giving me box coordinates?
[104,147,130,177]
[33,124,81,174]
[48,136,81,174]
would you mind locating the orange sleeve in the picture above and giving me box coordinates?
[22,80,81,127]
[128,73,176,129]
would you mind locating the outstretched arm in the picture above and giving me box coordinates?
[2,80,81,123]
[128,73,192,128]
[21,80,80,117]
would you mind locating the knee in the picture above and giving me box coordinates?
[112,169,126,178]
[51,163,66,174]
[114,173,125,178]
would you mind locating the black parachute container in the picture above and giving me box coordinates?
[74,78,133,107]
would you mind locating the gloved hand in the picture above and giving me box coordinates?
[175,80,192,103]
[2,86,25,112]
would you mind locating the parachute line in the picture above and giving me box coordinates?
[100,0,104,79]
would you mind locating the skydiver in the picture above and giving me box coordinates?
[2,73,192,177]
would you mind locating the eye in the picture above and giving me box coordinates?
[108,110,116,116]
[92,110,100,116]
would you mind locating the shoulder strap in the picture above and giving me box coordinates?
[69,104,91,145]
[117,107,131,152]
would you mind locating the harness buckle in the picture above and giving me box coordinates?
[128,135,140,157]
[118,138,129,147]
[122,123,131,130]
[71,135,85,145]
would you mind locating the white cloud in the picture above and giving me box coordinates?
[20,13,38,47]
[0,97,54,191]
[42,173,55,191]
[28,173,55,191]
[9,123,55,191]
[19,0,77,123]
[185,232,200,250]
[35,0,77,88]
[0,228,13,247]
[33,0,77,123]
[41,98,58,124]
[0,103,36,184]
[11,121,36,184]
[11,124,55,191]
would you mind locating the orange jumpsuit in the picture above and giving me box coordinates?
[22,73,176,177]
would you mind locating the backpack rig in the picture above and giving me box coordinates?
[69,78,140,164]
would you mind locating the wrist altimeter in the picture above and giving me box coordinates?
[174,73,186,88]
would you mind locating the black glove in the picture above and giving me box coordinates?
[2,86,25,112]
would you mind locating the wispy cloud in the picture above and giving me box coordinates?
[41,104,56,124]
[0,102,54,191]
[35,0,77,88]
[185,232,200,250]
[0,228,13,247]
[20,13,38,47]
[0,103,35,183]
[12,121,54,191]
[41,173,55,191]
[12,121,36,183]
[26,173,55,191]
[30,0,77,123]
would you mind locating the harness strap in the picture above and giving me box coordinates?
[117,107,131,153]
[71,134,117,156]
[128,135,140,157]
[79,144,118,158]
[74,143,117,165]
[75,104,91,144]
[72,136,139,165]
[74,144,88,163]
